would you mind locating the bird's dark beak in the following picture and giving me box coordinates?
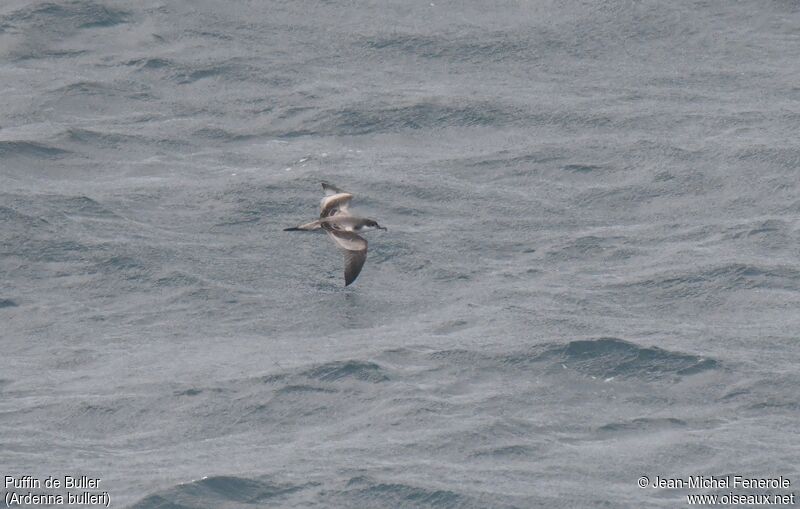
[380,226,387,231]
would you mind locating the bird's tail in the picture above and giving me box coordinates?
[284,220,322,231]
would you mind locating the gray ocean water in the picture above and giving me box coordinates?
[2,0,799,507]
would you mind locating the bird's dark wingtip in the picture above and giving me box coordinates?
[284,227,301,231]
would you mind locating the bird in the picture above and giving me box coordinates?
[284,182,386,286]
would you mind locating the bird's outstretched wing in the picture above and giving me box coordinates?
[325,229,368,286]
[322,182,345,195]
[320,182,353,218]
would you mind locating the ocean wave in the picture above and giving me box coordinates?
[271,97,618,137]
[130,475,311,509]
[431,337,717,382]
[56,195,122,218]
[42,81,154,116]
[545,234,638,262]
[192,127,254,143]
[0,299,18,308]
[123,55,276,88]
[718,375,800,414]
[596,417,687,435]
[302,360,390,383]
[734,145,800,166]
[538,338,718,379]
[470,443,541,459]
[617,263,800,297]
[360,31,536,64]
[459,150,566,170]
[0,140,71,159]
[1,1,129,31]
[131,474,504,509]
[4,238,91,263]
[61,127,144,149]
[124,57,173,70]
[340,476,473,509]
[296,100,523,136]
[1,1,129,60]
[153,271,202,288]
[721,219,786,241]
[90,255,150,281]
[0,205,49,228]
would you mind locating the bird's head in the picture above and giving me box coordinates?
[362,219,387,231]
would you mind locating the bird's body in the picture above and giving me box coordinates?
[284,183,386,286]
[286,215,381,232]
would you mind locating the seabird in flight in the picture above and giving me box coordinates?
[284,182,386,286]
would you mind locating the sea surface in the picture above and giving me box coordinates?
[2,0,799,507]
